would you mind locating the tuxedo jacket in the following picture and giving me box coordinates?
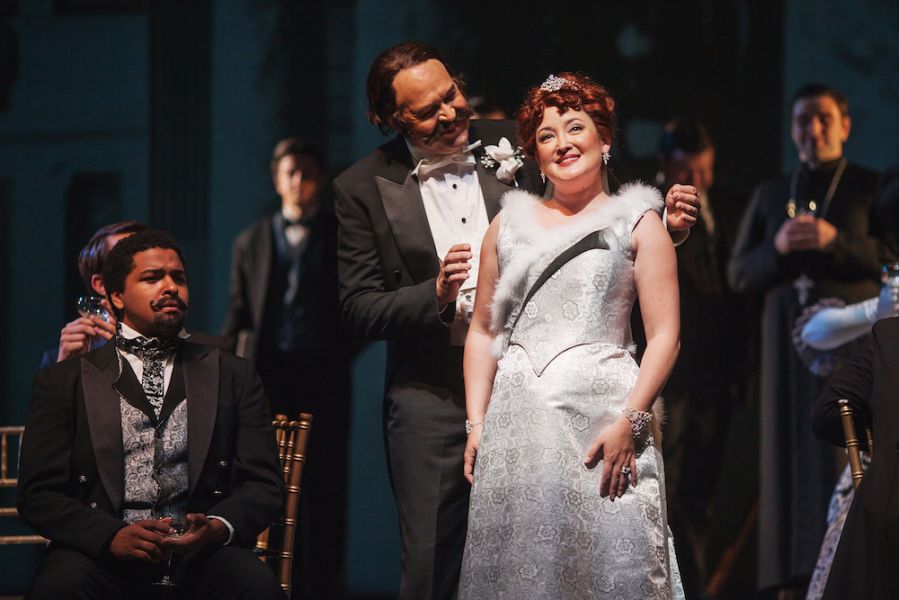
[17,341,284,559]
[667,185,753,392]
[220,209,340,360]
[813,317,899,599]
[333,119,542,392]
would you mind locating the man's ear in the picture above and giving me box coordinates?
[841,115,851,142]
[111,290,125,314]
[90,274,106,296]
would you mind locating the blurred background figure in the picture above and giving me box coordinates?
[796,262,898,600]
[797,181,899,599]
[221,137,350,599]
[811,313,899,599]
[39,221,148,369]
[653,118,754,597]
[728,83,894,599]
[468,94,507,120]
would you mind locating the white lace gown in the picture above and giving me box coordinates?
[459,184,684,599]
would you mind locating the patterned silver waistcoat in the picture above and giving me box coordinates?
[117,357,189,523]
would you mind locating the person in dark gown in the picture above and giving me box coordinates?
[811,316,899,599]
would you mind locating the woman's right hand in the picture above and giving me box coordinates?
[584,416,638,500]
[463,426,482,485]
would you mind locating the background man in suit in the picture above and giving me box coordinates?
[653,118,754,596]
[335,41,699,600]
[19,230,284,599]
[40,220,149,368]
[221,137,349,599]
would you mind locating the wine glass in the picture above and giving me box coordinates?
[76,296,111,352]
[76,295,110,322]
[152,514,188,589]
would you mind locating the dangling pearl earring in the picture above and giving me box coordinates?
[540,171,546,184]
[602,151,610,165]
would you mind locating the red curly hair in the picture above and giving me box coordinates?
[516,72,616,158]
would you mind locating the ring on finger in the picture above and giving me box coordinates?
[620,465,631,476]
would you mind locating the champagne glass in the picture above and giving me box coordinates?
[76,295,110,322]
[76,296,111,353]
[152,514,187,589]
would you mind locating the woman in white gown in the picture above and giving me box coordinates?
[459,73,687,599]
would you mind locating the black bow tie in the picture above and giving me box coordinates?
[282,212,316,229]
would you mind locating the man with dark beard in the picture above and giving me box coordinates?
[18,230,284,599]
[334,41,700,600]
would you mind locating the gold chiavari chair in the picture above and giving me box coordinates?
[0,426,47,545]
[838,399,873,490]
[255,413,313,596]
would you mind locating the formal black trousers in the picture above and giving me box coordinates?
[385,380,470,600]
[27,543,284,600]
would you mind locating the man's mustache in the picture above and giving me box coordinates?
[150,296,188,312]
[424,107,473,145]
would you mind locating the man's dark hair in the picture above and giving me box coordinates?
[270,137,324,178]
[365,41,462,135]
[792,82,850,117]
[78,221,149,291]
[102,230,184,311]
[658,118,714,161]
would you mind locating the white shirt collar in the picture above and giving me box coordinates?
[118,321,189,341]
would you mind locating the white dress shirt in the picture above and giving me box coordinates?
[408,141,489,346]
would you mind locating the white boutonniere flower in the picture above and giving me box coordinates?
[480,137,525,186]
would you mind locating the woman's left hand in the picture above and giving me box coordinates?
[584,416,638,500]
[463,426,483,485]
[665,184,700,231]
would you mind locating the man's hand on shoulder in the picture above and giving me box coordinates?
[664,184,700,231]
[108,519,170,563]
[163,513,229,555]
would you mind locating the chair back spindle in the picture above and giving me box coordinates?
[0,426,48,545]
[837,400,869,490]
[255,413,313,595]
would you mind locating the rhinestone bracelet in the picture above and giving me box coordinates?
[622,408,653,438]
[465,419,484,435]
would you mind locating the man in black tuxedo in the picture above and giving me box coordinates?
[335,42,699,599]
[18,230,284,599]
[221,138,348,599]
[334,42,542,600]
